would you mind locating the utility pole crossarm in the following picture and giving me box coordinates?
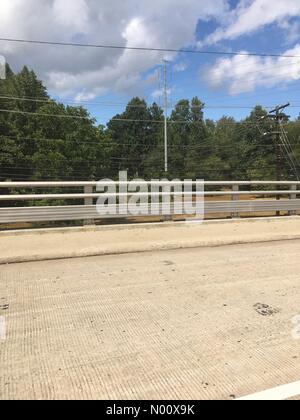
[269,103,290,114]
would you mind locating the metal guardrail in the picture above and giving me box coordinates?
[0,181,299,225]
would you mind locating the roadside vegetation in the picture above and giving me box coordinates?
[1,63,300,183]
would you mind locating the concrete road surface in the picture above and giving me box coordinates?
[1,240,300,400]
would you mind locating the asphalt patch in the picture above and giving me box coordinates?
[254,303,280,317]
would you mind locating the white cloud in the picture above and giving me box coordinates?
[278,19,300,44]
[52,0,89,31]
[173,62,188,72]
[151,87,172,100]
[200,0,300,47]
[0,0,228,99]
[203,45,300,95]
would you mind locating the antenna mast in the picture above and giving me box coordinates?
[163,60,169,173]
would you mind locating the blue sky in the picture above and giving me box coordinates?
[2,0,300,123]
[82,9,300,124]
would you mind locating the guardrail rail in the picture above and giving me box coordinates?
[0,181,299,225]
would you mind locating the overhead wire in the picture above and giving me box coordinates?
[3,94,299,110]
[1,37,300,59]
[1,107,288,126]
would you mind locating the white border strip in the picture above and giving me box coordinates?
[236,381,300,400]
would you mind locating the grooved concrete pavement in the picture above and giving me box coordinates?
[1,239,300,400]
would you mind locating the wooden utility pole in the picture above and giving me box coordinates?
[268,103,290,215]
[269,104,290,182]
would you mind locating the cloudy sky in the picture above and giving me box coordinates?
[1,0,300,122]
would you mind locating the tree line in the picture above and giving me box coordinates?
[1,64,300,183]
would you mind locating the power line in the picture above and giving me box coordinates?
[0,163,286,171]
[0,108,93,120]
[0,94,151,108]
[0,164,293,180]
[1,94,290,110]
[1,37,300,59]
[0,140,288,155]
[0,107,164,122]
[1,124,274,147]
[1,107,278,125]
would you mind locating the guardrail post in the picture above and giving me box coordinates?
[231,184,240,219]
[83,186,95,226]
[289,184,297,216]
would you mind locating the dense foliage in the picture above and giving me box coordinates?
[1,64,300,182]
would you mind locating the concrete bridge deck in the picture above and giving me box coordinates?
[1,218,300,400]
